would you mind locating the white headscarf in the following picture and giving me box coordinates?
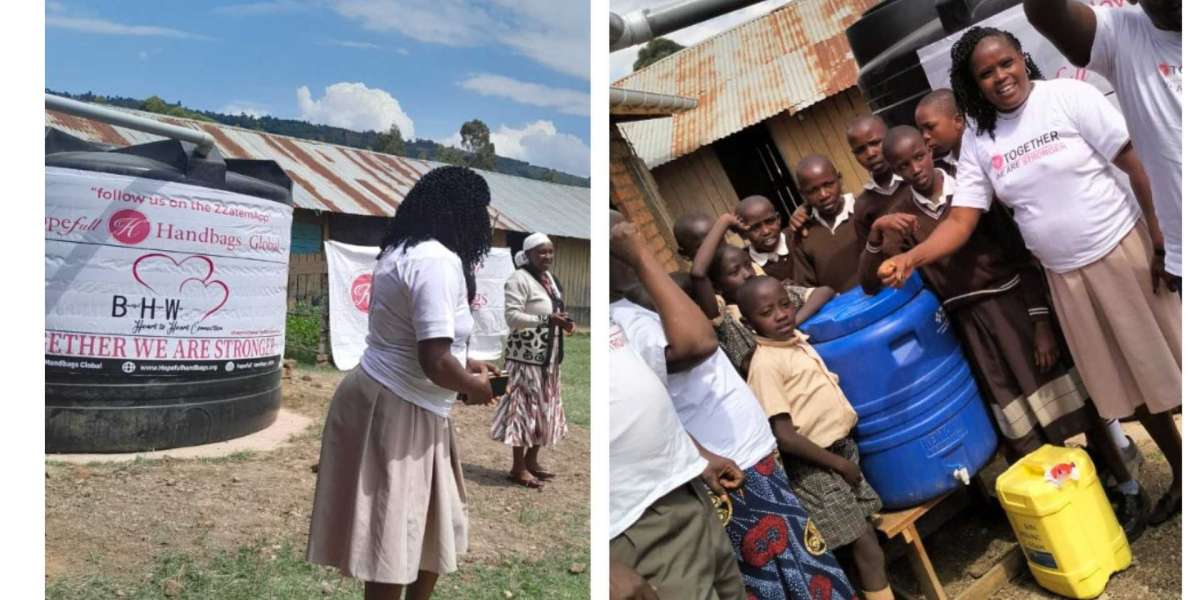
[514,232,552,268]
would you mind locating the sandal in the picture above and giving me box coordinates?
[529,469,557,480]
[507,475,545,490]
[1148,489,1181,526]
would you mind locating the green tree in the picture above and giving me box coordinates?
[634,37,685,71]
[435,146,467,166]
[372,124,406,156]
[459,119,496,170]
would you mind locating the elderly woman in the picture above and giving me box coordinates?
[491,233,573,489]
[307,166,499,600]
[880,27,1181,527]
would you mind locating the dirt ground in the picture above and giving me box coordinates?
[45,365,590,583]
[887,416,1182,599]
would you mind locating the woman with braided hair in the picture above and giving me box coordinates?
[879,27,1182,527]
[307,166,502,600]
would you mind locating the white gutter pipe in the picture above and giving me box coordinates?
[610,87,698,113]
[46,93,217,157]
[610,0,768,51]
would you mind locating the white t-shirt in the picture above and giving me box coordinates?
[609,322,707,540]
[610,299,777,470]
[359,240,475,417]
[1089,6,1182,276]
[954,79,1140,273]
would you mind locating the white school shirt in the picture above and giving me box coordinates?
[748,233,790,267]
[1089,6,1182,276]
[610,299,777,471]
[953,79,1139,273]
[609,322,707,540]
[359,240,475,417]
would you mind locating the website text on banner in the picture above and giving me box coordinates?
[917,3,1121,106]
[325,241,514,371]
[45,167,293,377]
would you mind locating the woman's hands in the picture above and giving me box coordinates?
[548,312,576,333]
[461,359,499,406]
[878,252,918,288]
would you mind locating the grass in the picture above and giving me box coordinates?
[46,542,588,600]
[559,333,590,428]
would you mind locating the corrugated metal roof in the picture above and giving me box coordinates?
[612,0,874,168]
[45,105,591,240]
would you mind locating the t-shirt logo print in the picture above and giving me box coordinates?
[991,154,1005,173]
[1159,63,1172,77]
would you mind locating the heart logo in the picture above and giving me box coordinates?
[991,155,1005,171]
[179,277,230,321]
[351,273,372,313]
[132,253,229,322]
[1159,63,1171,77]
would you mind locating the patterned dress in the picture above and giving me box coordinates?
[723,454,858,600]
[490,268,568,447]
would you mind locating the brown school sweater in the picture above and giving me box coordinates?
[859,172,1050,316]
[853,183,914,251]
[794,205,862,293]
[757,227,809,285]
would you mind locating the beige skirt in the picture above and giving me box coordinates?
[306,366,468,585]
[1045,221,1182,420]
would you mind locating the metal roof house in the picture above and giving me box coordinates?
[610,0,877,263]
[47,105,593,322]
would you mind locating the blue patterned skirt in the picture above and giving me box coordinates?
[723,453,858,600]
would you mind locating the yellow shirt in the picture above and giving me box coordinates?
[746,331,858,448]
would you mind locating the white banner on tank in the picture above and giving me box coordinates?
[45,166,293,377]
[916,3,1137,109]
[325,241,514,371]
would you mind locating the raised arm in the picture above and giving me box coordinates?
[612,221,718,370]
[690,213,739,319]
[1023,0,1097,67]
[859,213,919,294]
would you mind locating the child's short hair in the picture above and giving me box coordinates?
[736,275,784,319]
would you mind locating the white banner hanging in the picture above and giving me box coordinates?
[325,241,514,371]
[45,167,293,377]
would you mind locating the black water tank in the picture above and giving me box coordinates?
[45,129,294,453]
[847,0,1020,126]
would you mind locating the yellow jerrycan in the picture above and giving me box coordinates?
[995,444,1130,598]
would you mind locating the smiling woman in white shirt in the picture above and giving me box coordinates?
[306,166,501,600]
[879,27,1182,527]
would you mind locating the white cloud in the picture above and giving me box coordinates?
[459,74,588,117]
[221,102,269,117]
[46,1,66,13]
[329,39,381,50]
[213,1,313,16]
[47,15,211,39]
[491,121,589,177]
[331,0,493,47]
[331,0,588,80]
[609,0,790,80]
[296,82,415,138]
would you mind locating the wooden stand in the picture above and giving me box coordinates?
[873,491,1026,600]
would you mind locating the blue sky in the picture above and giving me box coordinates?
[46,0,591,177]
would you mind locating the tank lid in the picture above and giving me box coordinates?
[800,271,925,343]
